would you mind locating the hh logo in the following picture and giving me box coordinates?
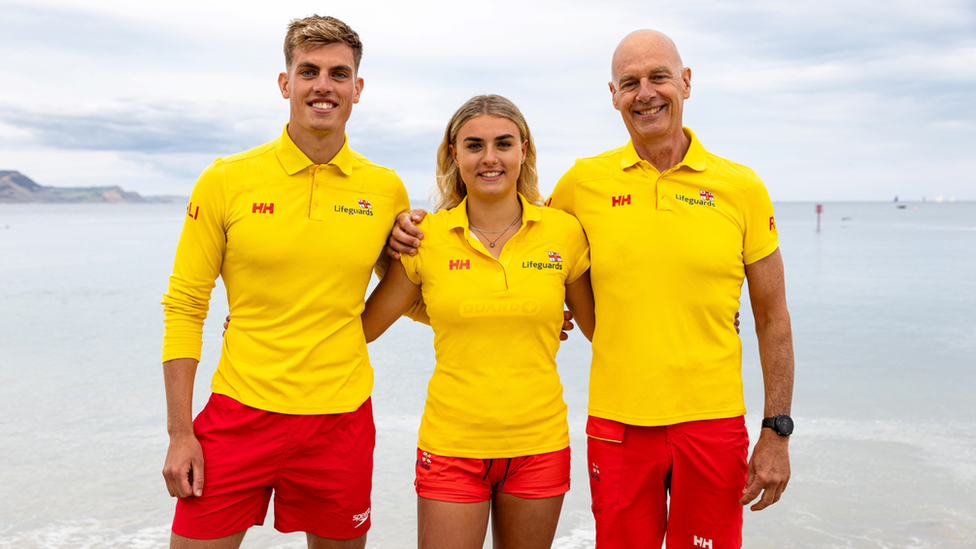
[358,198,372,210]
[693,536,713,549]
[612,194,631,207]
[770,216,776,230]
[252,202,274,214]
[548,251,562,263]
[186,202,199,220]
[449,259,470,270]
[699,190,714,202]
[352,507,370,529]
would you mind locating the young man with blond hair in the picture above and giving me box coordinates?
[161,15,409,549]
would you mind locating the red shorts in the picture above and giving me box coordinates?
[172,393,374,540]
[415,447,571,503]
[587,416,749,549]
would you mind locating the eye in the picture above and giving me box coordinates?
[497,140,512,148]
[300,69,315,77]
[466,143,482,151]
[333,71,348,79]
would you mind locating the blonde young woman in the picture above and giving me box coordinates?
[362,95,595,549]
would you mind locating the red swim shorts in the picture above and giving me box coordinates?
[172,393,375,540]
[587,416,749,549]
[415,447,571,503]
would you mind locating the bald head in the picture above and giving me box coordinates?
[612,30,684,82]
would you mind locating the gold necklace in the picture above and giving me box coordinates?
[469,211,523,248]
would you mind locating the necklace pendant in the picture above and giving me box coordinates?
[489,242,495,247]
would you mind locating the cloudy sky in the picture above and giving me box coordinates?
[1,0,974,201]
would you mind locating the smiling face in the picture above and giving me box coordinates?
[450,115,528,203]
[610,31,691,149]
[278,42,363,143]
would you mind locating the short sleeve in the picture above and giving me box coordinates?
[398,217,430,286]
[741,170,779,265]
[563,215,590,284]
[546,163,578,216]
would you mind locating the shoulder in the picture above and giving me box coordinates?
[563,144,630,183]
[533,205,586,242]
[700,149,764,191]
[350,149,402,181]
[214,139,278,168]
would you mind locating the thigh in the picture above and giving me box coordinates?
[587,418,669,549]
[173,394,282,540]
[490,492,564,549]
[494,447,571,500]
[273,398,376,540]
[418,496,490,549]
[415,449,493,503]
[667,416,749,549]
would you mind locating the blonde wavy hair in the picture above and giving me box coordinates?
[432,95,540,211]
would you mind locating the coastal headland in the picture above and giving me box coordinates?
[0,170,185,204]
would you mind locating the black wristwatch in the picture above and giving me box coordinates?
[762,415,794,436]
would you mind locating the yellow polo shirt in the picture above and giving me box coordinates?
[548,128,778,426]
[400,196,590,458]
[162,125,410,414]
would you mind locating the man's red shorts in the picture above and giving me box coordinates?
[587,416,749,549]
[172,393,374,540]
[415,447,571,503]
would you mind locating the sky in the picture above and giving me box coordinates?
[1,0,974,202]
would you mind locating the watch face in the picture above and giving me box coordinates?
[775,415,794,435]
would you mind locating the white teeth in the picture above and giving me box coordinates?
[636,105,665,115]
[311,102,336,109]
[481,171,502,177]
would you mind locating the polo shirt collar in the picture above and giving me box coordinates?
[619,126,707,172]
[445,193,543,231]
[275,124,354,176]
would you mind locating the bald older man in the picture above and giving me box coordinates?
[390,30,794,548]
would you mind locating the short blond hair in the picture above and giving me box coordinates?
[284,15,362,71]
[433,95,541,211]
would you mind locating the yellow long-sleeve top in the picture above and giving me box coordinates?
[162,126,410,414]
[548,128,779,427]
[400,197,590,458]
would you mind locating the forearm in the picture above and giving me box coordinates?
[565,270,595,341]
[163,358,199,437]
[755,312,794,417]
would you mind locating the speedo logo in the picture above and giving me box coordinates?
[352,507,370,528]
[460,299,540,317]
[675,189,717,208]
[334,198,374,217]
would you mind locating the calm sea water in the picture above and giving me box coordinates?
[0,201,974,548]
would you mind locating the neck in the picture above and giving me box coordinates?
[632,130,691,173]
[466,192,522,232]
[288,124,346,165]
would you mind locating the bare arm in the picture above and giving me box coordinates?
[739,248,795,511]
[161,358,205,498]
[363,259,423,342]
[565,269,595,341]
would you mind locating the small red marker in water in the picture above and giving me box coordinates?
[816,204,823,232]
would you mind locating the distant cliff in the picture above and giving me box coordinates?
[0,171,186,204]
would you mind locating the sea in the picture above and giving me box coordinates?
[0,201,974,548]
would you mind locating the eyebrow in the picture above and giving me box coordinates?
[618,65,673,82]
[295,61,353,73]
[462,134,516,142]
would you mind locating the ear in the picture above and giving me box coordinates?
[521,139,528,161]
[681,67,692,99]
[449,144,458,165]
[278,72,290,99]
[353,76,364,104]
[609,81,620,111]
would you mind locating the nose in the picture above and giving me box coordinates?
[312,74,334,94]
[482,145,498,165]
[636,78,655,102]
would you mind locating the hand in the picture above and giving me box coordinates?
[735,311,740,334]
[385,209,428,260]
[740,430,790,511]
[222,314,230,336]
[162,432,205,498]
[560,310,575,341]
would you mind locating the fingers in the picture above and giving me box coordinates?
[739,467,759,507]
[191,456,205,498]
[384,242,401,261]
[222,314,230,333]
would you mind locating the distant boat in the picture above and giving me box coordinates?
[897,205,906,209]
